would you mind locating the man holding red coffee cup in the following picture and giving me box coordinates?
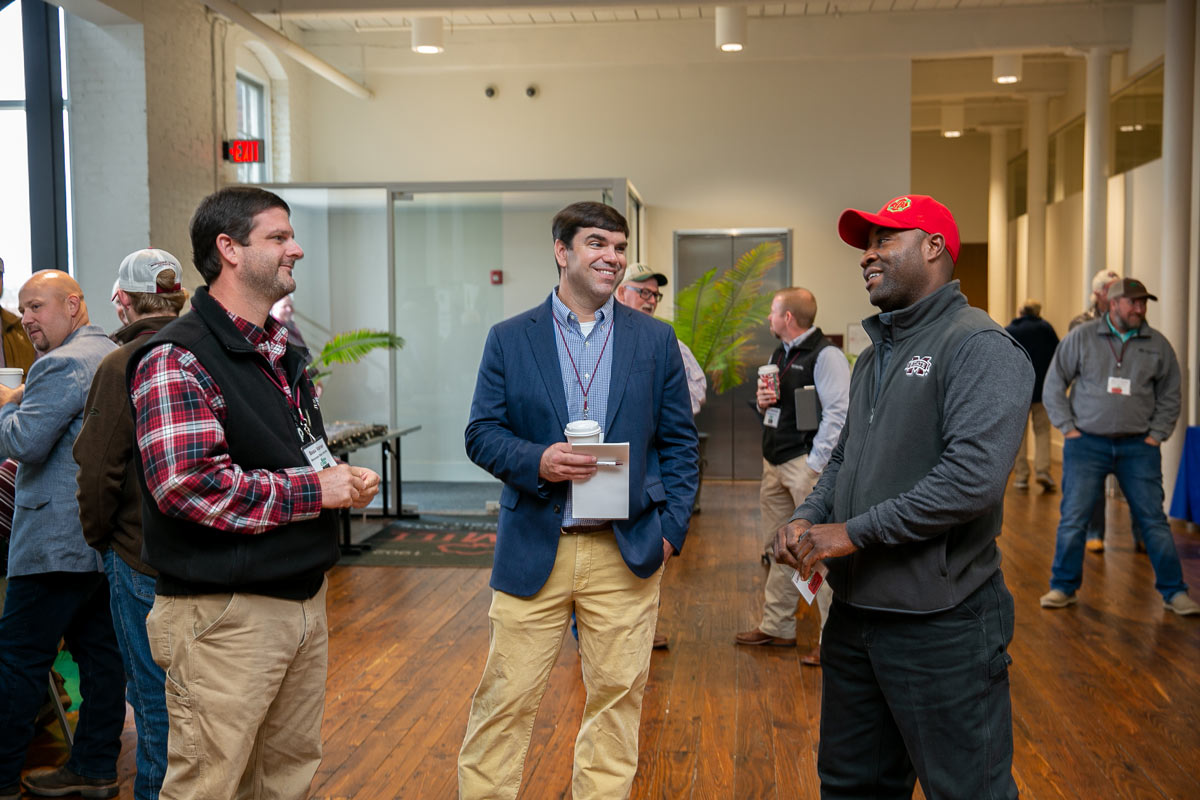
[735,287,849,666]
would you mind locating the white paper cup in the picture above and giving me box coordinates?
[0,368,23,389]
[565,420,602,445]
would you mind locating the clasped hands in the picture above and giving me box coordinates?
[317,464,381,509]
[773,518,858,580]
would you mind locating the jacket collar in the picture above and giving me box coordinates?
[112,316,174,346]
[862,280,966,345]
[189,286,310,384]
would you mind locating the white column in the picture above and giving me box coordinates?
[1160,0,1195,507]
[1025,94,1049,304]
[1082,48,1111,306]
[987,127,1010,322]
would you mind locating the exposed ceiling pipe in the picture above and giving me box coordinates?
[201,0,374,100]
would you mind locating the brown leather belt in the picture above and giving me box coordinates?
[561,522,613,534]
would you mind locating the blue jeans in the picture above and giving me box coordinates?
[104,550,167,800]
[1051,433,1187,601]
[0,571,125,785]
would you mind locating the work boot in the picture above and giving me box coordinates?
[22,766,118,799]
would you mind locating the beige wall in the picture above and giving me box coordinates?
[302,45,911,341]
[911,130,991,244]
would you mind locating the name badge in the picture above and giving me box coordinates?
[302,438,337,471]
[1107,376,1132,396]
[763,407,781,428]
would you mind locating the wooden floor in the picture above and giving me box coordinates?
[44,476,1200,798]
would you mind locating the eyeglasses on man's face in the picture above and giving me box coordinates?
[631,287,663,302]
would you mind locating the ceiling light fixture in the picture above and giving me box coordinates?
[941,105,964,138]
[411,17,444,54]
[993,54,1022,85]
[715,6,746,53]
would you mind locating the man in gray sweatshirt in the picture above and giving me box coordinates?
[1040,277,1198,616]
[775,194,1031,799]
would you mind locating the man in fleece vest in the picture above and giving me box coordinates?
[128,187,380,800]
[776,195,1032,798]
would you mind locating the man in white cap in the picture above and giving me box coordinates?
[615,263,706,650]
[616,264,707,415]
[75,249,189,800]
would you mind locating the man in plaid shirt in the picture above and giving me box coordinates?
[128,187,379,800]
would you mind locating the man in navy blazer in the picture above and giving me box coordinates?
[458,201,698,799]
[0,271,124,800]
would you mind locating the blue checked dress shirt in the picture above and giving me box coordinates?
[550,290,615,527]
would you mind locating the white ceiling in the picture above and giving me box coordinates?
[256,0,1157,32]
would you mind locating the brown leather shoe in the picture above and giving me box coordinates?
[653,632,669,649]
[735,628,796,647]
[801,646,821,667]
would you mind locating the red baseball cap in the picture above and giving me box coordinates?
[838,194,961,263]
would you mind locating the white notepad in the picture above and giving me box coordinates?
[570,442,630,519]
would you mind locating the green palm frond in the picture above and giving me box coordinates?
[309,329,405,383]
[672,242,781,393]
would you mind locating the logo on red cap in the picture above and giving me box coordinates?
[886,197,912,213]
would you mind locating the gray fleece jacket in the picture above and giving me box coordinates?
[1042,317,1180,443]
[792,281,1033,613]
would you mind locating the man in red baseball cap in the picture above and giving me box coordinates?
[774,194,1031,798]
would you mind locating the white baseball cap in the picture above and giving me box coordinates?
[117,248,183,294]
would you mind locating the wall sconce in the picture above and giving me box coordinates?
[412,17,444,54]
[715,6,746,53]
[993,54,1022,85]
[941,105,964,138]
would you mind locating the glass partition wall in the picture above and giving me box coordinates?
[265,179,640,483]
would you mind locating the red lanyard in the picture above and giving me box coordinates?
[553,314,614,419]
[255,362,314,442]
[776,343,806,375]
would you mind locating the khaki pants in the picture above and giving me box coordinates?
[759,457,833,640]
[459,531,662,800]
[145,580,329,800]
[1012,402,1052,482]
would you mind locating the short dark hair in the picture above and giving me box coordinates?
[552,201,629,251]
[190,186,291,284]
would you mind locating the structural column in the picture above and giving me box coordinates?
[987,127,1010,322]
[1082,48,1111,306]
[1025,94,1049,304]
[1160,0,1195,507]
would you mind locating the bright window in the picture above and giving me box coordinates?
[0,1,31,309]
[236,73,269,183]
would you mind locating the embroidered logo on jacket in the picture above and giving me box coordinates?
[904,355,933,377]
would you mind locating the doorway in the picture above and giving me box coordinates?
[675,230,792,480]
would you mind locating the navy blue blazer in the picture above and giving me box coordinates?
[465,294,699,597]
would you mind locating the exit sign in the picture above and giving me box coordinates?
[224,139,264,163]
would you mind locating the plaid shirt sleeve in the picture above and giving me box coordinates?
[130,343,324,534]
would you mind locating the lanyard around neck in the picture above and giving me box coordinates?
[554,313,613,420]
[255,361,314,442]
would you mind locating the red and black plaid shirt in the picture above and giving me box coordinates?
[130,303,322,534]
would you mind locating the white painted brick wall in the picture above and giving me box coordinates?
[66,15,150,332]
[143,0,223,290]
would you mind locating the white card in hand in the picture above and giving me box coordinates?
[790,562,829,605]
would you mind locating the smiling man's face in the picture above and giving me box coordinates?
[555,227,628,313]
[860,226,933,312]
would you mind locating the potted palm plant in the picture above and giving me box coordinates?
[672,241,782,391]
[672,241,782,510]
